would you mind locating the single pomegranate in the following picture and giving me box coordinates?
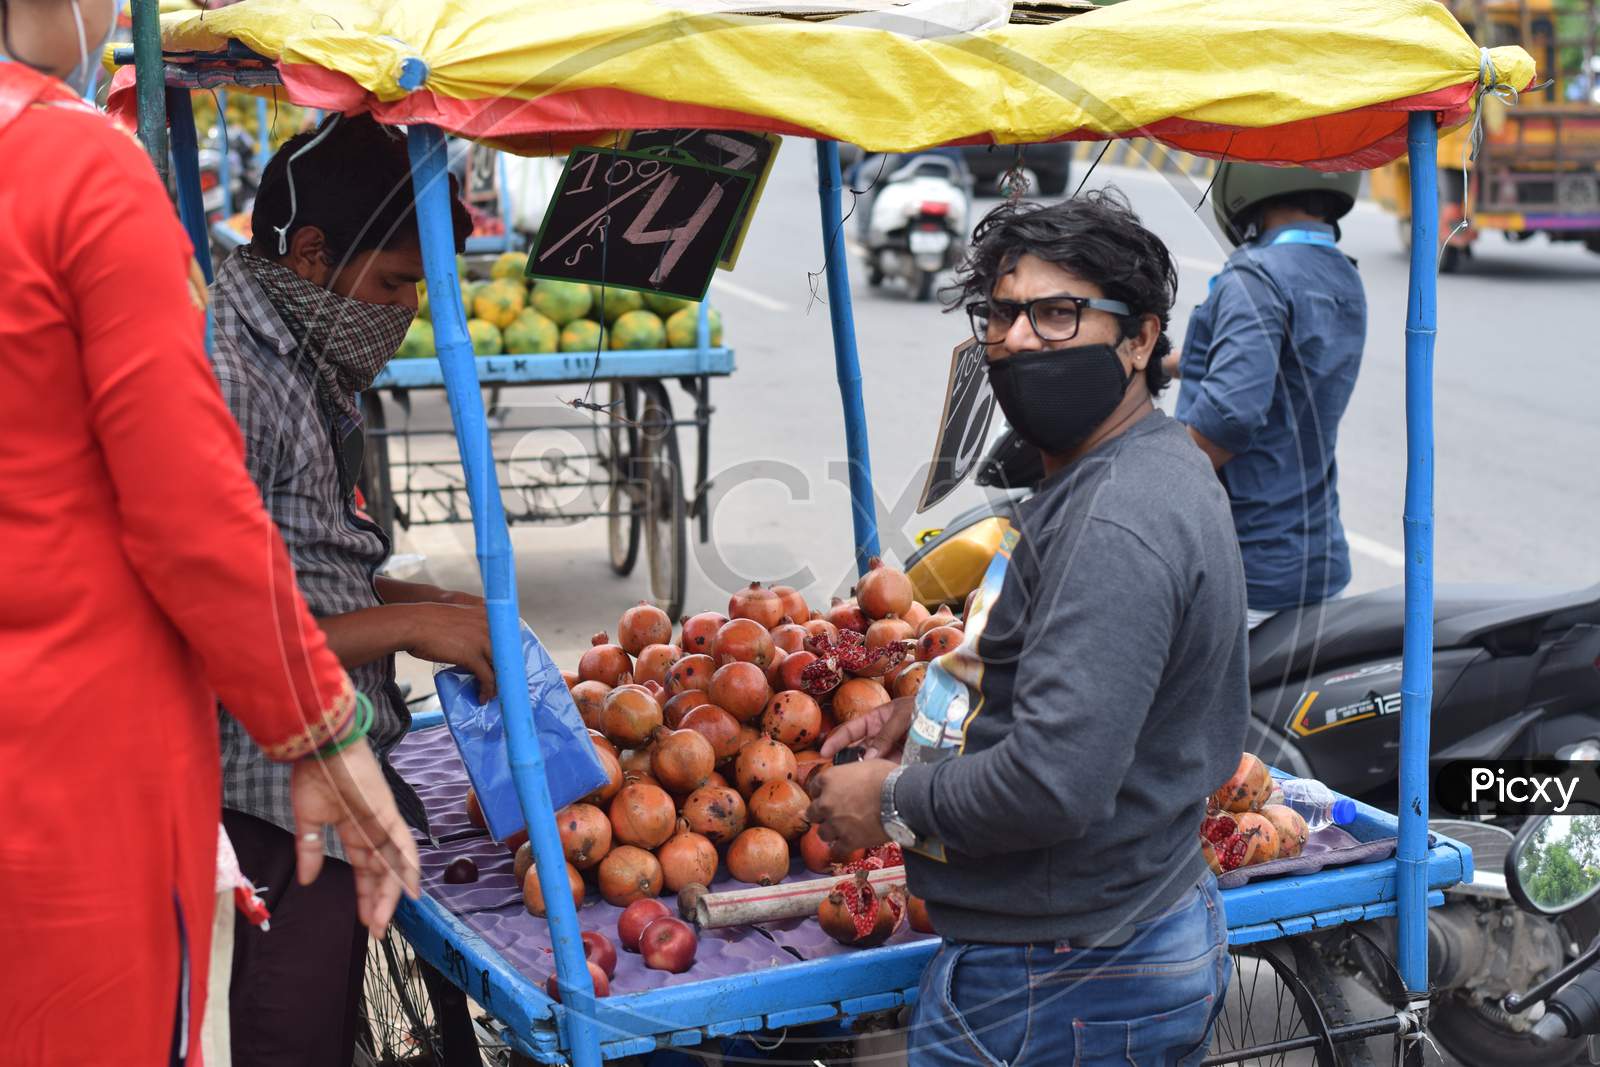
[632,643,682,687]
[802,618,841,645]
[1207,821,1276,873]
[799,823,850,874]
[818,870,905,946]
[726,827,791,885]
[582,930,618,978]
[831,678,891,725]
[714,618,776,669]
[619,745,654,779]
[597,846,664,907]
[514,842,534,886]
[793,750,829,789]
[678,704,743,762]
[890,661,928,699]
[704,769,730,790]
[778,650,819,693]
[748,778,811,841]
[734,722,760,752]
[617,602,674,655]
[579,632,633,687]
[1199,810,1239,847]
[763,647,788,688]
[561,669,580,691]
[1211,753,1273,813]
[679,612,729,654]
[617,898,673,951]
[728,581,785,630]
[666,654,717,695]
[557,803,613,870]
[587,729,617,757]
[465,788,485,830]
[865,615,915,650]
[522,861,585,917]
[1234,812,1280,863]
[662,688,711,728]
[856,559,914,620]
[825,597,869,634]
[442,856,478,884]
[734,736,798,797]
[609,782,678,849]
[762,690,823,750]
[708,661,772,722]
[770,622,810,655]
[657,830,719,893]
[804,629,905,683]
[582,746,624,806]
[1260,804,1309,859]
[650,728,716,794]
[638,915,699,973]
[916,626,963,661]
[680,785,747,846]
[901,601,931,631]
[503,829,529,854]
[601,685,664,748]
[907,895,935,934]
[916,605,956,637]
[571,681,613,731]
[546,960,611,1002]
[773,585,810,626]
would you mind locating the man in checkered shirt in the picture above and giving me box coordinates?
[208,115,492,1067]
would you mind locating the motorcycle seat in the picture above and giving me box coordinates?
[1248,582,1600,689]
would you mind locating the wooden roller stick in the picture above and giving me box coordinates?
[677,866,907,928]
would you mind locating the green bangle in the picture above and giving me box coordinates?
[314,691,374,759]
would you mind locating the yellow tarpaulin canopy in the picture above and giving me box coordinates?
[134,0,1535,167]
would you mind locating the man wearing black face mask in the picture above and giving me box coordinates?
[208,115,491,1066]
[810,192,1250,1066]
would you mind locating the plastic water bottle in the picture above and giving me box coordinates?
[1277,778,1357,832]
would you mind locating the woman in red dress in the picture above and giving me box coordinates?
[0,3,420,1062]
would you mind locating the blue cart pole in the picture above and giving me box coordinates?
[815,141,881,576]
[1397,110,1440,995]
[406,123,603,1067]
[166,87,214,283]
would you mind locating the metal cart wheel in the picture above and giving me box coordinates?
[605,380,642,577]
[1206,938,1376,1067]
[637,381,687,621]
[359,392,398,542]
[357,925,513,1066]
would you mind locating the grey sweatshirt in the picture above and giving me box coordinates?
[896,411,1250,943]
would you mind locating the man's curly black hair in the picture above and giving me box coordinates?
[945,189,1179,395]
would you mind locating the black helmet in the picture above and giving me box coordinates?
[1211,162,1361,245]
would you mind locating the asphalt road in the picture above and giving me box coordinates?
[387,147,1598,1065]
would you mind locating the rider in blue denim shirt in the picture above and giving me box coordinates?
[1173,164,1367,623]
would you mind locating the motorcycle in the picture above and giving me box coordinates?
[859,153,970,302]
[905,426,1600,1065]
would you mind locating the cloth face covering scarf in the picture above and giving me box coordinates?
[985,342,1132,454]
[241,249,414,421]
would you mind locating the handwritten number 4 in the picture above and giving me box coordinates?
[623,175,723,287]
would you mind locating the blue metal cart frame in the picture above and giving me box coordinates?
[127,10,1450,1065]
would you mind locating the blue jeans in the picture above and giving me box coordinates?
[908,879,1229,1066]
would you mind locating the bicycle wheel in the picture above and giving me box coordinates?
[604,381,641,576]
[1206,938,1375,1067]
[637,382,686,621]
[358,927,514,1067]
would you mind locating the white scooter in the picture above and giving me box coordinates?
[861,153,970,301]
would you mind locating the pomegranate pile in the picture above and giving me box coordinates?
[1199,752,1311,874]
[462,561,965,985]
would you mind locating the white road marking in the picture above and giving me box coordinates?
[1348,530,1407,568]
[710,276,790,313]
[1175,254,1223,274]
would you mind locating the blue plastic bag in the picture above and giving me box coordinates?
[435,621,609,843]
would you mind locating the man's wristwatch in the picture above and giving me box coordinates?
[880,764,918,849]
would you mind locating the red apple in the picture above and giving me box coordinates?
[581,930,618,978]
[545,960,610,1001]
[617,898,672,952]
[639,916,698,973]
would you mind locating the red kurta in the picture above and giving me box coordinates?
[0,65,353,1065]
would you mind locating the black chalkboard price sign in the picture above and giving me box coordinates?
[525,147,755,302]
[622,130,780,269]
[916,339,997,513]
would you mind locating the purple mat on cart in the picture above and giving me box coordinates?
[390,725,936,994]
[1214,827,1400,890]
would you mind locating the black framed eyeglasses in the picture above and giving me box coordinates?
[967,294,1133,347]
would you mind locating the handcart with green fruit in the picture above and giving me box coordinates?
[118,0,1535,1063]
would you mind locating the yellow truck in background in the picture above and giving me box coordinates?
[1370,0,1600,270]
